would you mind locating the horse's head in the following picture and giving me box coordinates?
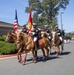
[41,31,48,38]
[52,31,60,45]
[5,32,14,43]
[52,31,56,44]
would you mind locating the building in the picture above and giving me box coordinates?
[0,21,23,36]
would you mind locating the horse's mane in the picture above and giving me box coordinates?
[18,32,30,43]
[11,33,17,39]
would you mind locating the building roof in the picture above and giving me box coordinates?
[0,21,23,29]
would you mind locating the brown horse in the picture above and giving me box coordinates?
[5,32,23,62]
[16,32,51,64]
[51,31,64,56]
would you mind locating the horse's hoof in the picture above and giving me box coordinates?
[18,60,21,63]
[42,57,46,62]
[34,57,37,63]
[46,56,49,60]
[56,54,59,57]
[36,56,38,59]
[34,60,37,63]
[22,62,26,65]
[43,59,46,62]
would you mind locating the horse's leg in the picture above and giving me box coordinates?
[17,48,22,62]
[45,47,49,59]
[60,44,64,54]
[41,48,46,61]
[23,51,27,65]
[31,50,36,63]
[55,46,59,57]
[35,51,37,57]
[17,52,20,61]
[16,43,23,62]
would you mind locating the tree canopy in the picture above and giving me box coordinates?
[25,0,69,29]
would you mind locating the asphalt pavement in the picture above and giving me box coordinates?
[0,40,74,75]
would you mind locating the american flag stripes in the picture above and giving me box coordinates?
[14,9,18,33]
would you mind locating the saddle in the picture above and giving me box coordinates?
[32,39,42,46]
[38,39,42,45]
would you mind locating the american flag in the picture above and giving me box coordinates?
[14,9,18,33]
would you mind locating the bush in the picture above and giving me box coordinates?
[0,35,6,41]
[0,36,2,41]
[0,41,17,55]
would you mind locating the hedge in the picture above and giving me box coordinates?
[0,41,17,55]
[0,35,6,41]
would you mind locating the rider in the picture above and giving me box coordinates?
[44,25,52,41]
[31,23,39,51]
[22,25,28,34]
[54,26,62,41]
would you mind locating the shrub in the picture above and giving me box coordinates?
[2,35,6,41]
[0,35,6,41]
[0,41,17,55]
[0,36,2,41]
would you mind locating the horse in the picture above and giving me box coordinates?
[5,32,24,62]
[51,31,64,56]
[16,32,51,64]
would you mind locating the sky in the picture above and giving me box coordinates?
[0,0,74,33]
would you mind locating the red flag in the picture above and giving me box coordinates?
[14,9,18,33]
[27,7,33,36]
[28,7,32,29]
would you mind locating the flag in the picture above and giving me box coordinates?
[28,6,32,29]
[14,9,18,33]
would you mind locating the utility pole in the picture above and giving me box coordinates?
[60,12,64,31]
[61,12,64,36]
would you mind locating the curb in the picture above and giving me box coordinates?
[0,51,32,60]
[0,54,17,60]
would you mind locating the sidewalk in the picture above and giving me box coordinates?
[0,54,17,60]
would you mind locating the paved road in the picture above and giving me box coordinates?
[0,40,74,75]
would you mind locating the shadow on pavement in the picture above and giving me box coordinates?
[50,51,71,56]
[60,51,71,55]
[21,51,71,65]
[26,55,60,63]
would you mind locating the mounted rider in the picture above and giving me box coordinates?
[54,26,63,42]
[22,24,28,34]
[44,25,52,41]
[31,23,39,51]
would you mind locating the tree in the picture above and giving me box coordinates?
[25,0,69,29]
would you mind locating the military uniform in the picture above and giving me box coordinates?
[55,26,62,41]
[31,23,39,51]
[22,25,28,34]
[55,29,62,37]
[44,25,52,40]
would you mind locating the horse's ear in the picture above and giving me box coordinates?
[10,31,12,33]
[20,32,23,36]
[8,31,11,34]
